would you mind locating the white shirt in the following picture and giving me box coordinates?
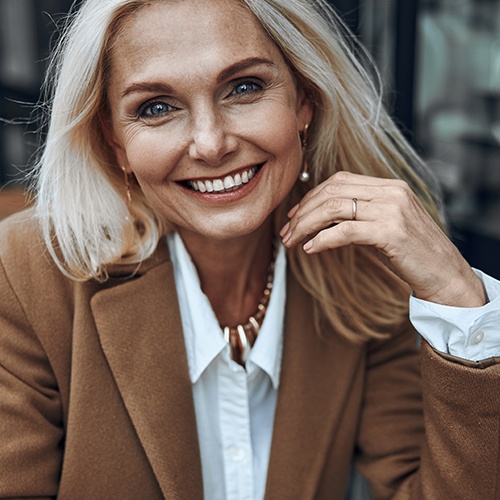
[167,233,286,500]
[410,269,500,361]
[167,233,500,499]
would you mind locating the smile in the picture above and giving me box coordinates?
[184,164,262,194]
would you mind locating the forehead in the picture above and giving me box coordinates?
[109,0,285,84]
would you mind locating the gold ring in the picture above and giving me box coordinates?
[352,198,358,221]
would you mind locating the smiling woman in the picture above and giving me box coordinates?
[0,0,499,499]
[107,2,310,246]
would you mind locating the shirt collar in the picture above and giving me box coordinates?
[167,232,285,389]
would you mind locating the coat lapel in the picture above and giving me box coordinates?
[90,241,362,499]
[90,242,203,499]
[264,270,364,499]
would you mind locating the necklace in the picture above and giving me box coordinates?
[221,242,277,366]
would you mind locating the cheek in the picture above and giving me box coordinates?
[244,104,301,156]
[265,115,302,173]
[124,131,179,182]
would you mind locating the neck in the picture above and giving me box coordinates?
[178,219,274,326]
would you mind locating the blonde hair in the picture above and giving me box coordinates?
[33,0,442,343]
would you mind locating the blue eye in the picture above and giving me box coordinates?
[232,81,262,95]
[140,101,173,117]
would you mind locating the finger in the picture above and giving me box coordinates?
[289,181,387,227]
[327,171,409,187]
[302,220,377,253]
[279,221,290,238]
[294,172,411,216]
[287,204,300,218]
[289,176,417,237]
[283,197,373,247]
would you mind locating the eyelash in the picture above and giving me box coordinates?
[229,79,264,96]
[136,78,265,119]
[138,101,176,119]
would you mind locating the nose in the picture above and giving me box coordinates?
[188,106,236,165]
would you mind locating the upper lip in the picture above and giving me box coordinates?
[176,162,265,183]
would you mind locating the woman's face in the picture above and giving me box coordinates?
[108,0,312,241]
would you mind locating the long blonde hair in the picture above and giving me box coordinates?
[33,0,442,343]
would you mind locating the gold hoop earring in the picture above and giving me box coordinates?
[299,124,310,183]
[121,166,132,206]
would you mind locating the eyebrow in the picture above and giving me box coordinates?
[119,57,276,99]
[120,82,174,99]
[216,57,276,83]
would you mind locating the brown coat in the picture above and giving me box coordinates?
[0,211,499,499]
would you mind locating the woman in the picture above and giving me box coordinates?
[0,0,498,498]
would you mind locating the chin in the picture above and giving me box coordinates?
[205,222,268,241]
[180,212,273,242]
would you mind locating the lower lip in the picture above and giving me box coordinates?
[179,164,265,204]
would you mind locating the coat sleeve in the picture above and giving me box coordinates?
[353,325,500,499]
[0,259,63,499]
[412,341,500,499]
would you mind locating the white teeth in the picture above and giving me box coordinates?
[188,164,261,193]
[213,179,224,192]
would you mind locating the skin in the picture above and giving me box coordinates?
[107,0,312,324]
[281,171,487,307]
[108,0,485,324]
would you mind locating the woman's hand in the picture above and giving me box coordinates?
[280,171,486,308]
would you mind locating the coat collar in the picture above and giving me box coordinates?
[90,238,204,498]
[90,240,362,498]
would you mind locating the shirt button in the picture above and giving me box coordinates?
[229,446,246,462]
[471,330,485,345]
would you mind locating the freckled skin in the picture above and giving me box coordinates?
[107,0,312,244]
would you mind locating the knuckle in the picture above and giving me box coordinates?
[313,232,324,247]
[392,185,406,198]
[293,208,302,222]
[333,170,350,182]
[393,179,409,189]
[340,220,356,238]
[325,197,342,214]
[392,183,411,203]
[324,182,341,196]
[398,179,412,193]
[290,217,302,233]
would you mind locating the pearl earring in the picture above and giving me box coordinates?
[299,124,310,183]
[299,169,310,183]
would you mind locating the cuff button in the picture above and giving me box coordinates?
[471,329,485,345]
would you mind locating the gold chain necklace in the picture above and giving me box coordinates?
[221,243,277,365]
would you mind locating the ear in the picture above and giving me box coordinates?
[296,90,314,133]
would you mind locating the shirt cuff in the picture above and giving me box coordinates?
[409,269,500,361]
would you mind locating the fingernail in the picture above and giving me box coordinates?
[282,231,292,244]
[279,222,290,237]
[287,205,299,218]
[303,240,313,253]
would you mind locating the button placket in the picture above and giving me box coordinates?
[219,362,255,500]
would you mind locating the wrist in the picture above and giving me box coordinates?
[415,268,487,308]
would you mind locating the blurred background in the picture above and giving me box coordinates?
[0,0,499,278]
